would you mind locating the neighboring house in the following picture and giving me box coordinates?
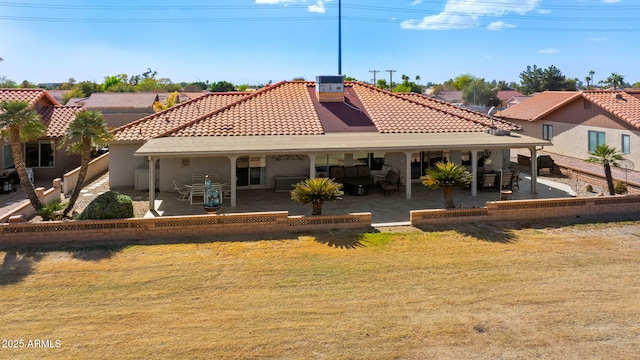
[497,90,525,108]
[111,78,550,211]
[70,92,192,128]
[505,95,531,108]
[429,90,463,105]
[498,90,640,171]
[0,88,83,180]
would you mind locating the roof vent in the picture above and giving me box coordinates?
[316,75,344,103]
[615,93,623,100]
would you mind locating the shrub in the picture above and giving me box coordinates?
[76,191,134,220]
[37,200,67,221]
[614,180,628,195]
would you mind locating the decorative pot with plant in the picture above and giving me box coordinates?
[290,177,343,215]
[421,161,472,209]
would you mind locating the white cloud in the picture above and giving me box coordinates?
[256,0,331,13]
[410,0,423,4]
[538,9,551,14]
[538,48,560,54]
[401,0,540,30]
[589,37,608,42]
[601,0,621,3]
[487,21,516,31]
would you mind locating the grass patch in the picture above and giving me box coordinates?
[1,222,640,358]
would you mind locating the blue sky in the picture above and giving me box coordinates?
[0,0,638,87]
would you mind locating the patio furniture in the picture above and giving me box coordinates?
[481,173,497,191]
[344,179,372,196]
[192,173,204,183]
[511,169,521,189]
[189,183,206,205]
[26,168,34,184]
[173,180,189,201]
[208,173,220,182]
[377,169,401,196]
[500,171,512,190]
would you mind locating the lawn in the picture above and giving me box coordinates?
[1,221,640,359]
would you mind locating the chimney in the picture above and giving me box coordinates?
[316,75,344,103]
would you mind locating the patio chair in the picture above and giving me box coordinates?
[211,183,226,204]
[511,169,521,189]
[173,180,189,201]
[481,173,497,191]
[189,183,206,205]
[208,173,220,182]
[377,169,401,196]
[500,171,512,190]
[192,173,204,183]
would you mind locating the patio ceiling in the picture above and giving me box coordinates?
[134,132,551,158]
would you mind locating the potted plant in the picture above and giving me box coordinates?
[291,177,343,215]
[421,161,473,209]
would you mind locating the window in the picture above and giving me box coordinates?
[622,134,630,154]
[2,144,14,169]
[236,156,266,186]
[25,141,54,168]
[542,124,553,140]
[588,130,605,152]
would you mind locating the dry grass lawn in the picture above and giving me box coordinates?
[1,220,640,359]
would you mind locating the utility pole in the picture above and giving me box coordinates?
[369,70,379,85]
[386,70,396,91]
[338,0,342,75]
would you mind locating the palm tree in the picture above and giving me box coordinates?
[0,100,46,212]
[421,161,473,209]
[291,177,343,215]
[415,75,421,85]
[585,75,592,90]
[607,73,624,90]
[59,110,113,217]
[589,70,595,88]
[585,144,624,195]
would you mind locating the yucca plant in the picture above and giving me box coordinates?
[291,178,343,215]
[421,161,473,209]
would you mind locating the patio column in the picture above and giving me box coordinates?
[404,151,412,200]
[148,156,156,211]
[308,154,316,178]
[470,150,478,197]
[529,147,538,194]
[228,155,238,207]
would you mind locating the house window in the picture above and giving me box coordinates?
[236,156,266,186]
[542,124,553,140]
[25,141,54,168]
[315,153,345,174]
[588,130,605,152]
[622,134,630,154]
[2,144,14,169]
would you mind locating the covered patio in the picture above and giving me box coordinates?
[144,171,577,225]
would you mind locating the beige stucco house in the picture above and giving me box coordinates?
[498,90,640,169]
[110,78,551,211]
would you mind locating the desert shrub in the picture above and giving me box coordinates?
[614,180,628,195]
[76,191,134,220]
[37,200,67,221]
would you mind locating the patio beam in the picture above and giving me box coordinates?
[228,155,238,207]
[404,152,412,200]
[148,156,156,211]
[530,147,538,194]
[471,150,478,197]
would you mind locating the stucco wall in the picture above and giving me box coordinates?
[109,143,145,188]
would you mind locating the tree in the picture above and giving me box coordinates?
[589,70,596,89]
[376,79,388,90]
[61,88,85,105]
[420,161,473,209]
[0,101,46,214]
[542,65,566,90]
[415,75,421,84]
[585,144,624,196]
[59,110,113,217]
[519,65,544,95]
[153,91,180,112]
[209,81,236,92]
[606,73,624,90]
[290,177,343,215]
[447,74,475,91]
[462,78,498,107]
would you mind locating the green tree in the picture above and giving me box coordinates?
[153,91,180,112]
[61,88,85,105]
[589,70,596,89]
[519,65,544,95]
[0,101,46,214]
[585,144,624,196]
[462,78,498,107]
[59,110,113,217]
[0,76,17,88]
[209,81,236,92]
[376,79,388,90]
[421,161,473,209]
[542,65,566,90]
[290,177,343,215]
[447,74,475,91]
[606,73,624,90]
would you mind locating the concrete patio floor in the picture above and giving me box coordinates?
[146,174,580,225]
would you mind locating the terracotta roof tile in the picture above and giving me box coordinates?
[497,90,525,101]
[79,92,160,108]
[0,88,59,106]
[169,82,324,137]
[113,91,250,141]
[38,106,84,138]
[582,90,640,129]
[497,91,581,121]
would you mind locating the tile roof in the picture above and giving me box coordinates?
[115,81,522,140]
[113,91,250,141]
[0,88,59,106]
[497,91,581,121]
[583,90,640,129]
[497,90,525,101]
[38,105,84,138]
[393,91,521,132]
[430,91,463,102]
[76,92,161,108]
